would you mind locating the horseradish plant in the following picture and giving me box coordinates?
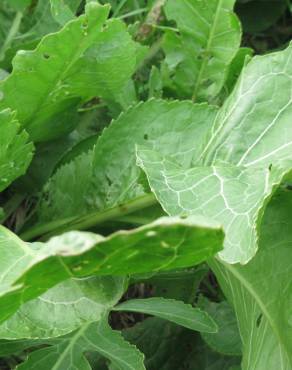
[0,0,291,369]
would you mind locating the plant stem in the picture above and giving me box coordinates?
[112,0,128,17]
[118,8,148,20]
[20,193,157,241]
[0,11,23,61]
[0,193,25,224]
[136,37,163,71]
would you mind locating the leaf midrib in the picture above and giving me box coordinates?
[52,323,90,370]
[221,260,291,365]
[192,0,223,101]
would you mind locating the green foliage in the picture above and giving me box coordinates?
[0,0,291,369]
[0,109,33,192]
[163,0,241,101]
[114,297,217,333]
[17,317,146,370]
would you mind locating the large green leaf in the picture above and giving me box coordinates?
[114,297,217,333]
[34,100,217,232]
[0,215,223,324]
[163,0,241,101]
[0,109,33,192]
[0,276,125,339]
[202,43,292,167]
[210,189,292,370]
[138,43,292,263]
[137,148,291,263]
[17,318,145,370]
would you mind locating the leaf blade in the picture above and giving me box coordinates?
[0,215,223,324]
[114,297,217,333]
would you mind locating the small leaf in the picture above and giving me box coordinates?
[199,298,242,356]
[50,0,82,25]
[114,297,218,333]
[0,109,33,192]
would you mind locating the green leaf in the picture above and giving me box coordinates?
[114,297,217,333]
[50,0,82,25]
[123,317,241,370]
[137,147,291,263]
[209,189,292,369]
[0,276,126,339]
[142,265,208,301]
[223,47,253,97]
[7,0,31,12]
[0,109,33,192]
[0,3,110,142]
[199,298,242,356]
[35,100,217,231]
[0,0,62,68]
[163,0,241,101]
[65,18,140,109]
[17,318,145,370]
[0,338,51,357]
[202,43,292,168]
[0,215,223,324]
[138,43,292,264]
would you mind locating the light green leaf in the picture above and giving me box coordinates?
[199,298,242,356]
[136,148,290,263]
[0,109,33,192]
[209,189,292,370]
[0,3,110,142]
[138,44,292,264]
[202,43,292,167]
[114,297,217,333]
[0,215,223,324]
[50,0,82,25]
[70,19,139,106]
[35,100,217,230]
[0,276,126,339]
[163,0,241,101]
[17,318,145,370]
